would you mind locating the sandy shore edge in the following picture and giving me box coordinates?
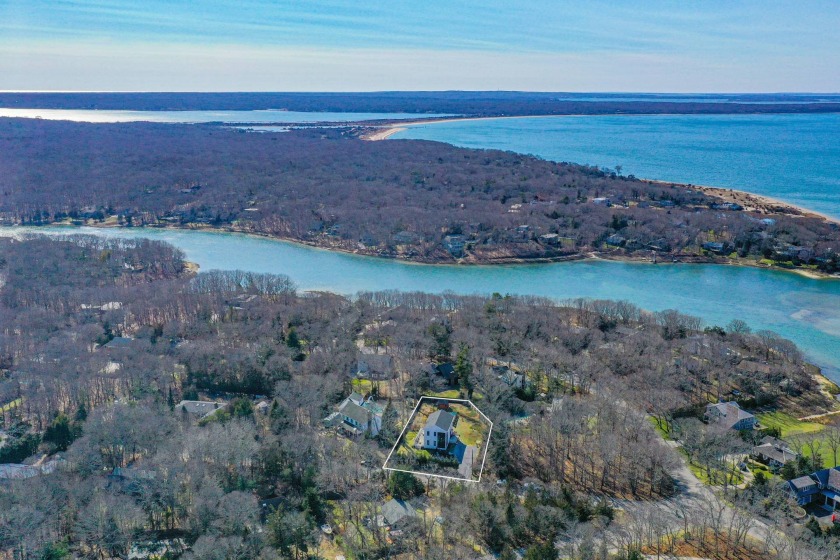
[364,115,840,227]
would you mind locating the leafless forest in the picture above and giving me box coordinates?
[1,118,838,272]
[0,235,837,559]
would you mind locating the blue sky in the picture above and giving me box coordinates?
[1,1,838,91]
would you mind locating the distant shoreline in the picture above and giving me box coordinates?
[364,115,840,226]
[6,220,838,280]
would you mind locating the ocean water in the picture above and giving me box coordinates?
[0,108,448,124]
[4,226,840,383]
[392,113,840,220]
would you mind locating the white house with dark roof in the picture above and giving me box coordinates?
[421,409,456,450]
[704,401,756,431]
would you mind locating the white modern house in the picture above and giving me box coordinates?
[422,409,457,450]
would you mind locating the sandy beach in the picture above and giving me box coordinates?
[657,181,840,226]
[364,115,840,228]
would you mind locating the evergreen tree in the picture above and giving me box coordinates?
[388,471,424,500]
[455,344,474,398]
[377,400,400,448]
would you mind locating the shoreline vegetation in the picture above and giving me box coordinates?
[15,218,840,281]
[2,118,839,279]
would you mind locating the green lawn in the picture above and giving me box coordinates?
[351,379,374,394]
[0,398,21,413]
[678,447,744,486]
[756,411,824,436]
[453,414,483,447]
[757,411,840,468]
[647,416,671,439]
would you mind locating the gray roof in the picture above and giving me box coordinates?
[104,336,133,349]
[381,499,416,526]
[357,352,393,375]
[753,441,797,465]
[706,402,754,429]
[0,463,39,480]
[340,400,370,427]
[176,400,226,417]
[111,467,155,480]
[815,467,840,490]
[789,475,817,490]
[0,458,64,480]
[426,409,456,432]
[830,468,840,490]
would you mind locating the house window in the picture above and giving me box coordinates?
[426,431,430,436]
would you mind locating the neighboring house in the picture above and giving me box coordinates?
[421,410,457,450]
[702,241,726,254]
[103,336,134,350]
[489,359,525,389]
[786,467,840,510]
[0,464,41,481]
[606,234,625,247]
[443,235,467,257]
[109,466,156,494]
[498,369,524,389]
[752,436,798,470]
[255,400,271,415]
[0,457,65,482]
[393,231,419,245]
[539,233,560,245]
[704,401,757,431]
[357,349,394,379]
[380,498,416,528]
[592,197,612,206]
[324,392,383,436]
[435,362,456,386]
[175,400,228,420]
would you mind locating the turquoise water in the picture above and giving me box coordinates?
[5,226,839,382]
[0,108,448,124]
[392,114,840,220]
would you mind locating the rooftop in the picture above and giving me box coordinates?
[426,409,456,431]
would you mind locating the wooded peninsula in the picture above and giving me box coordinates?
[0,117,838,276]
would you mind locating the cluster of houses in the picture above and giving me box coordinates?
[703,401,802,470]
[702,400,840,513]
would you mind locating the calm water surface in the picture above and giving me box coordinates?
[6,226,840,382]
[0,108,449,123]
[393,113,840,220]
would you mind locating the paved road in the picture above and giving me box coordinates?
[603,438,782,554]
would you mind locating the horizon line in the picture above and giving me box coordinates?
[2,90,840,95]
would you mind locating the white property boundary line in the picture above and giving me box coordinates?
[382,396,493,483]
